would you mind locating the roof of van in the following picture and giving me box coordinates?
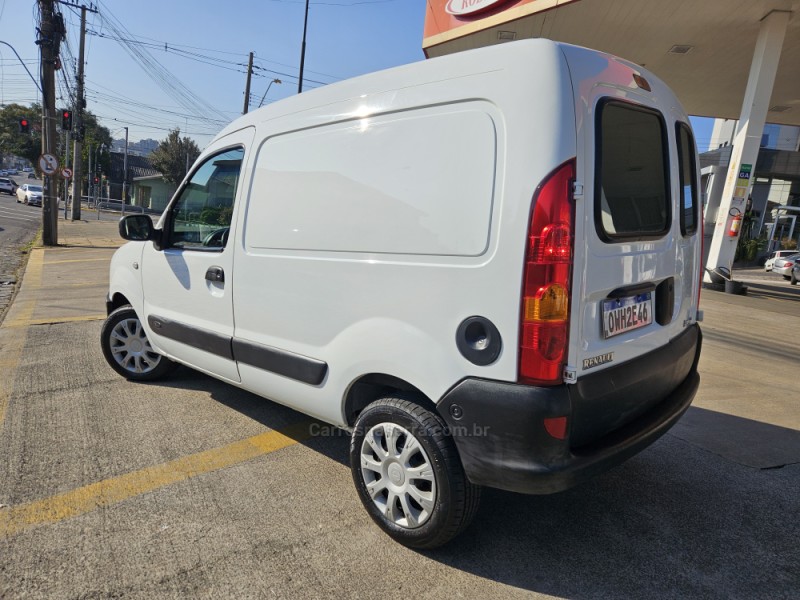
[214,39,665,142]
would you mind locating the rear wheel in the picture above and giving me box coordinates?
[100,306,176,381]
[350,397,480,549]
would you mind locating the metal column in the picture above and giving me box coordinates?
[703,9,791,280]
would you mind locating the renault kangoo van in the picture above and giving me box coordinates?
[103,39,703,548]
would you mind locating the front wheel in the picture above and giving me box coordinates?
[350,397,481,549]
[791,271,798,285]
[100,306,176,381]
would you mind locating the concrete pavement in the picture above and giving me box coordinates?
[0,219,798,599]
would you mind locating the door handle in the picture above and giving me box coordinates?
[205,266,225,283]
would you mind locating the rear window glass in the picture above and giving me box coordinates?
[676,123,698,236]
[595,101,670,241]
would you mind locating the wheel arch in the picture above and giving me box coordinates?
[343,373,437,427]
[108,292,132,314]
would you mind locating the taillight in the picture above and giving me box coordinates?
[519,159,575,386]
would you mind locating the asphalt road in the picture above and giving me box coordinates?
[0,221,797,599]
[0,187,41,319]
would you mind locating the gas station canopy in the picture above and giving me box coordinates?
[424,0,800,125]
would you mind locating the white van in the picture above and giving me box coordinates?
[103,39,703,548]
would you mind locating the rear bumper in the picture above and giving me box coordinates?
[437,324,701,494]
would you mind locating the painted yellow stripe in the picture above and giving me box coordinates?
[0,421,312,537]
[0,248,45,429]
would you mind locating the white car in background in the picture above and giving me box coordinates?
[16,184,43,207]
[764,250,797,271]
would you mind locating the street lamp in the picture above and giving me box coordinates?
[258,78,282,108]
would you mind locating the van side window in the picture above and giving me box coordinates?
[167,147,244,250]
[676,123,698,236]
[595,101,671,242]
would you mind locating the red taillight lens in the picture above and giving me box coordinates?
[519,159,575,386]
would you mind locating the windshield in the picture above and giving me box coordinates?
[29,186,42,193]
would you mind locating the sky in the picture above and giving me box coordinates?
[0,0,428,146]
[0,0,714,150]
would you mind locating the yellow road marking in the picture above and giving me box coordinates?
[0,248,44,429]
[0,421,313,537]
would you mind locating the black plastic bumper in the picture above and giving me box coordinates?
[436,324,702,495]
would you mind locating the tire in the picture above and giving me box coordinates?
[100,306,176,381]
[791,271,798,285]
[350,396,481,549]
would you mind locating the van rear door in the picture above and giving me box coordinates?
[562,46,700,388]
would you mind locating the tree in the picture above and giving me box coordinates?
[149,128,201,185]
[79,111,113,174]
[0,103,112,179]
[0,103,42,166]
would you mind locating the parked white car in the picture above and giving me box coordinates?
[102,40,703,548]
[764,250,797,271]
[17,184,43,206]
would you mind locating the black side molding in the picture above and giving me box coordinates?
[147,315,233,360]
[147,315,328,386]
[232,338,328,386]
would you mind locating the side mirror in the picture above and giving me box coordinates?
[119,214,156,242]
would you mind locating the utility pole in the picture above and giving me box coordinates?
[122,126,128,216]
[70,4,91,221]
[87,142,92,203]
[38,0,61,246]
[242,51,254,114]
[63,129,69,219]
[298,0,309,94]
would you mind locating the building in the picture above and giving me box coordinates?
[107,151,176,211]
[701,121,800,248]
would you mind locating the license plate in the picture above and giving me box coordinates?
[602,292,653,339]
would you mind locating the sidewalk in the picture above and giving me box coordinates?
[2,219,121,330]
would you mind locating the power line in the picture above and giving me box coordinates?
[92,112,219,137]
[94,0,231,124]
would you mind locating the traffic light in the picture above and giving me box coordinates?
[61,109,73,131]
[18,118,30,133]
[93,175,99,184]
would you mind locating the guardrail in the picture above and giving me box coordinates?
[61,196,163,220]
